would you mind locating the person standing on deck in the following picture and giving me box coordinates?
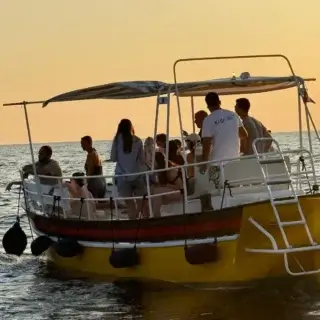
[81,136,107,199]
[110,119,147,219]
[200,92,248,192]
[235,98,272,155]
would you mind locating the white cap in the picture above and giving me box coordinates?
[185,133,201,143]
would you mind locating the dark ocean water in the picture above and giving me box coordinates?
[1,134,320,319]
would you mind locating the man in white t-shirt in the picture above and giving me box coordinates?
[200,92,248,188]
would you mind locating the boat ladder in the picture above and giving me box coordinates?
[246,137,320,276]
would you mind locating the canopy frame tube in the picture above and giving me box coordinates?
[173,54,303,151]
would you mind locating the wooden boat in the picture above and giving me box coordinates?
[3,54,320,284]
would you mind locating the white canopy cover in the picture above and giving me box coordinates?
[42,75,315,107]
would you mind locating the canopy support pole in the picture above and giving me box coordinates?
[305,104,320,144]
[297,88,303,150]
[22,102,45,211]
[3,100,44,107]
[302,96,313,154]
[165,92,171,168]
[191,96,195,134]
[151,93,161,170]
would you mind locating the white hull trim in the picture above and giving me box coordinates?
[32,227,239,249]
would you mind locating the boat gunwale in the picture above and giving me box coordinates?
[26,193,319,244]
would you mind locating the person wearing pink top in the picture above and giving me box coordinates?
[64,172,96,220]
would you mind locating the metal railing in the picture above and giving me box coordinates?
[22,148,319,219]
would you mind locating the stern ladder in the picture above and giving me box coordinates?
[246,137,320,276]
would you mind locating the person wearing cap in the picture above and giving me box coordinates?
[200,92,248,190]
[235,98,271,155]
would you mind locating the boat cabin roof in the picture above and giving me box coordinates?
[41,75,315,107]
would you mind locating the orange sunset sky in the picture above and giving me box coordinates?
[0,0,319,145]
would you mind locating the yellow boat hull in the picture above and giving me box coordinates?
[45,195,320,283]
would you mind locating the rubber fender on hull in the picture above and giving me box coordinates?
[31,235,53,256]
[53,238,84,258]
[184,242,219,265]
[109,248,140,268]
[2,222,27,256]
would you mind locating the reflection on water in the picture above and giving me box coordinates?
[1,135,320,319]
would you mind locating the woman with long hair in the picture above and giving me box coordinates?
[110,119,147,219]
[144,137,155,169]
[168,140,185,166]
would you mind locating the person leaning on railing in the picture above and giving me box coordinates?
[22,145,62,185]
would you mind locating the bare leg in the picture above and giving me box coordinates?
[199,194,213,212]
[152,195,162,218]
[125,199,138,219]
[134,198,150,218]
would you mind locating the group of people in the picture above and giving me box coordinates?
[19,91,272,219]
[110,119,185,218]
[110,92,272,217]
[21,136,107,218]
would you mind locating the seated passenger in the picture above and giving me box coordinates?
[151,152,183,217]
[144,137,155,169]
[81,136,107,199]
[235,98,272,155]
[168,139,185,166]
[111,119,147,219]
[143,137,157,190]
[64,172,96,219]
[155,133,167,154]
[22,145,62,185]
[185,133,201,178]
[174,138,182,152]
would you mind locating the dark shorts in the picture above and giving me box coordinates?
[117,176,146,198]
[87,178,107,199]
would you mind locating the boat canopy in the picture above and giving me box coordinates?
[42,76,316,107]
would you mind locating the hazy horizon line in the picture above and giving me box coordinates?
[0,130,313,147]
